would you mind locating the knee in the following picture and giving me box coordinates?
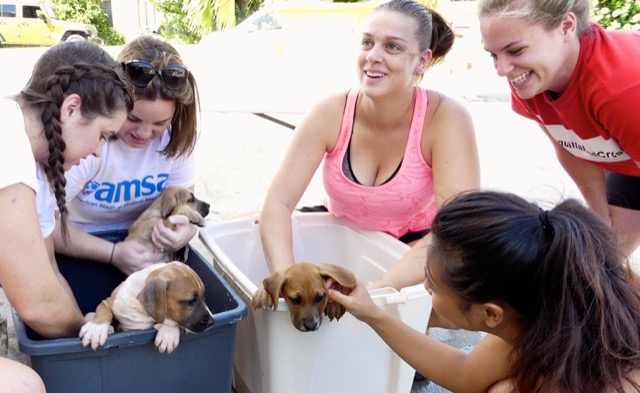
[23,367,45,392]
[0,358,45,393]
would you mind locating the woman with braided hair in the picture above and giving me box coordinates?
[56,35,201,275]
[0,41,133,392]
[330,190,640,392]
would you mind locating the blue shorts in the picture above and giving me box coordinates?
[606,172,640,210]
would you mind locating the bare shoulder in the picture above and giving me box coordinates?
[0,183,39,242]
[423,90,475,147]
[622,368,640,392]
[303,90,350,122]
[425,90,473,127]
[0,183,35,219]
[459,334,514,390]
[295,90,351,149]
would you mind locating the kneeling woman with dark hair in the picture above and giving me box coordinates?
[330,190,640,393]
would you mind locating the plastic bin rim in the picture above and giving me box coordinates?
[13,299,246,356]
[199,213,429,309]
[13,246,247,357]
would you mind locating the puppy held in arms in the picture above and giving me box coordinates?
[251,262,356,332]
[126,186,210,262]
[80,262,214,353]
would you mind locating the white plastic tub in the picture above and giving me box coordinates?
[199,212,431,393]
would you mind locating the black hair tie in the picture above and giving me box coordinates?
[538,208,553,234]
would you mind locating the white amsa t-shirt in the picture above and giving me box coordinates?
[65,128,196,232]
[0,99,57,237]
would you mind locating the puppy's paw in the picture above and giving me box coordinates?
[154,323,181,354]
[251,288,273,310]
[79,321,112,350]
[324,302,347,321]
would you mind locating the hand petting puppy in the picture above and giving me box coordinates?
[252,262,356,332]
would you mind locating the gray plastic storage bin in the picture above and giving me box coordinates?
[12,231,247,393]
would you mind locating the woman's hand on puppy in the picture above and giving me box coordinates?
[328,278,383,323]
[151,215,197,252]
[112,240,164,275]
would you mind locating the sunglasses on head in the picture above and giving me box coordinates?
[122,60,189,91]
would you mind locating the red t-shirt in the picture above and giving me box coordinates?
[512,24,640,176]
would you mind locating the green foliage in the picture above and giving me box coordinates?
[235,0,262,26]
[49,0,125,45]
[150,0,260,43]
[593,0,640,31]
[149,0,201,44]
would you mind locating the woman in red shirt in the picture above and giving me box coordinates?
[479,0,640,255]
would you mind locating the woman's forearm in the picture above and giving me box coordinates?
[259,203,296,273]
[372,235,429,290]
[53,222,114,264]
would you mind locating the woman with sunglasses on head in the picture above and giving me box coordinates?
[54,35,200,275]
[478,0,640,256]
[259,0,480,282]
[330,190,640,393]
[0,41,133,391]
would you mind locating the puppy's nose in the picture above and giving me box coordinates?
[201,202,210,217]
[194,316,214,332]
[303,318,320,332]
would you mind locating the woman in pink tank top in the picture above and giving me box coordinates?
[259,0,480,290]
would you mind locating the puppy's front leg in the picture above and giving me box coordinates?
[251,288,274,310]
[79,297,115,350]
[324,302,347,321]
[154,320,181,354]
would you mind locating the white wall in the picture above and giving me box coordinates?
[110,0,161,42]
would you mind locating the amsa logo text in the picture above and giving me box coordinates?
[81,174,168,203]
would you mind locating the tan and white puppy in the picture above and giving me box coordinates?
[126,186,210,261]
[251,262,356,332]
[80,262,214,353]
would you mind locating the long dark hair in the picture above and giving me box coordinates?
[18,41,134,237]
[429,190,640,393]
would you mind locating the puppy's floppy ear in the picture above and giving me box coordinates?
[317,263,356,322]
[317,263,356,289]
[159,187,179,218]
[137,277,168,323]
[261,271,288,312]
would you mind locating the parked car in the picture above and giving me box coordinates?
[0,0,103,47]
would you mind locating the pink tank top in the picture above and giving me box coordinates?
[322,87,436,238]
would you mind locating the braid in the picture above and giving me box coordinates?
[40,62,133,237]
